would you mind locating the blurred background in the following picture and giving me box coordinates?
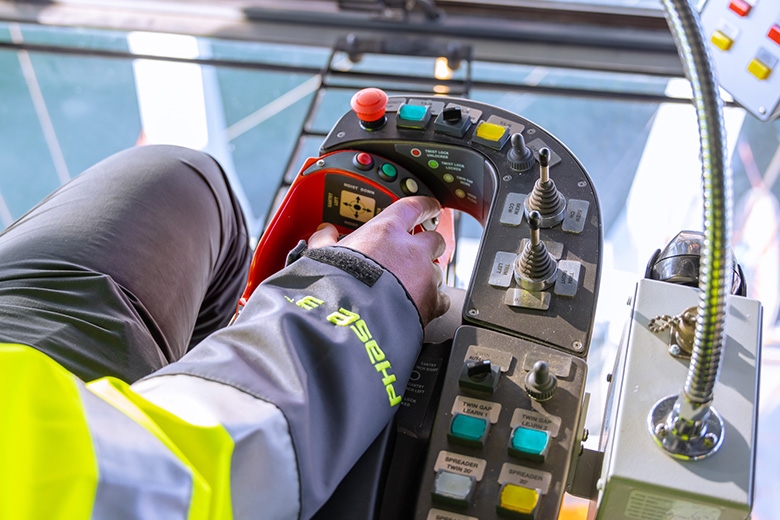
[1,1,778,517]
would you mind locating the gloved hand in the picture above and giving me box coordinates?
[308,196,451,326]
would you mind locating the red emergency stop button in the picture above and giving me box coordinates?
[351,88,388,130]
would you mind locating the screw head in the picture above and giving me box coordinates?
[703,432,718,448]
[669,344,682,356]
[655,424,668,438]
[467,308,479,317]
[316,159,325,167]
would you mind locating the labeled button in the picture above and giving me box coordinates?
[397,104,431,129]
[473,121,510,150]
[497,483,539,519]
[711,30,734,51]
[728,0,751,17]
[748,58,772,80]
[769,25,780,46]
[379,163,397,181]
[432,470,475,507]
[509,427,551,463]
[449,413,488,447]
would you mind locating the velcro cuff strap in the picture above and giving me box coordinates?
[303,247,383,287]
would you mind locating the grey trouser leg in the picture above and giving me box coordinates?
[0,145,251,382]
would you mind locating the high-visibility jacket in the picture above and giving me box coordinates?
[0,247,424,520]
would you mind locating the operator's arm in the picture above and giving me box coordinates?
[0,197,448,520]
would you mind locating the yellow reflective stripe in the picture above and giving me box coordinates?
[87,377,235,520]
[0,344,97,520]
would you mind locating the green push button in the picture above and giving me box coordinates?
[379,163,397,181]
[449,413,488,447]
[509,427,550,462]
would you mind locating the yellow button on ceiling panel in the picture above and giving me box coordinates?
[711,30,734,51]
[748,58,772,80]
[498,483,539,517]
[475,121,508,142]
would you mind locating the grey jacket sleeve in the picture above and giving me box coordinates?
[133,246,425,519]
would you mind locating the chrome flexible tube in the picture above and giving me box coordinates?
[661,0,732,406]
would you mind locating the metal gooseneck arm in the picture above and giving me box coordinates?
[649,0,733,459]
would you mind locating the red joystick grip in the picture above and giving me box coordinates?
[351,88,388,125]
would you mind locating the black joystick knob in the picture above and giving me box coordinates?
[525,360,558,401]
[524,147,566,227]
[507,133,535,172]
[514,211,558,291]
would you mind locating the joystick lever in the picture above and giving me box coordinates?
[514,210,559,291]
[524,147,566,227]
[507,133,535,172]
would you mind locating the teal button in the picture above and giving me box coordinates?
[379,163,397,181]
[511,427,549,457]
[450,414,487,442]
[399,104,429,122]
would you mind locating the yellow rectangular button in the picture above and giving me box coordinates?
[748,58,772,80]
[711,30,734,51]
[498,483,539,517]
[475,121,508,142]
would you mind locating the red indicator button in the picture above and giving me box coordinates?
[728,0,751,17]
[353,152,374,170]
[769,25,780,46]
[350,88,388,124]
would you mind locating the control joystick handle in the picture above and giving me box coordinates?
[351,88,388,130]
[507,133,535,172]
[525,360,558,401]
[514,210,559,291]
[524,147,566,228]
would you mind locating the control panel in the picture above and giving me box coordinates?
[414,326,587,520]
[319,90,602,358]
[701,0,780,120]
[246,87,603,519]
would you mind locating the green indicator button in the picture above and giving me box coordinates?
[428,160,439,169]
[399,104,429,122]
[450,414,487,442]
[379,163,398,181]
[510,427,550,462]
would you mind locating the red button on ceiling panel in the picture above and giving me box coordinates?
[350,88,388,123]
[728,0,751,17]
[769,25,780,46]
